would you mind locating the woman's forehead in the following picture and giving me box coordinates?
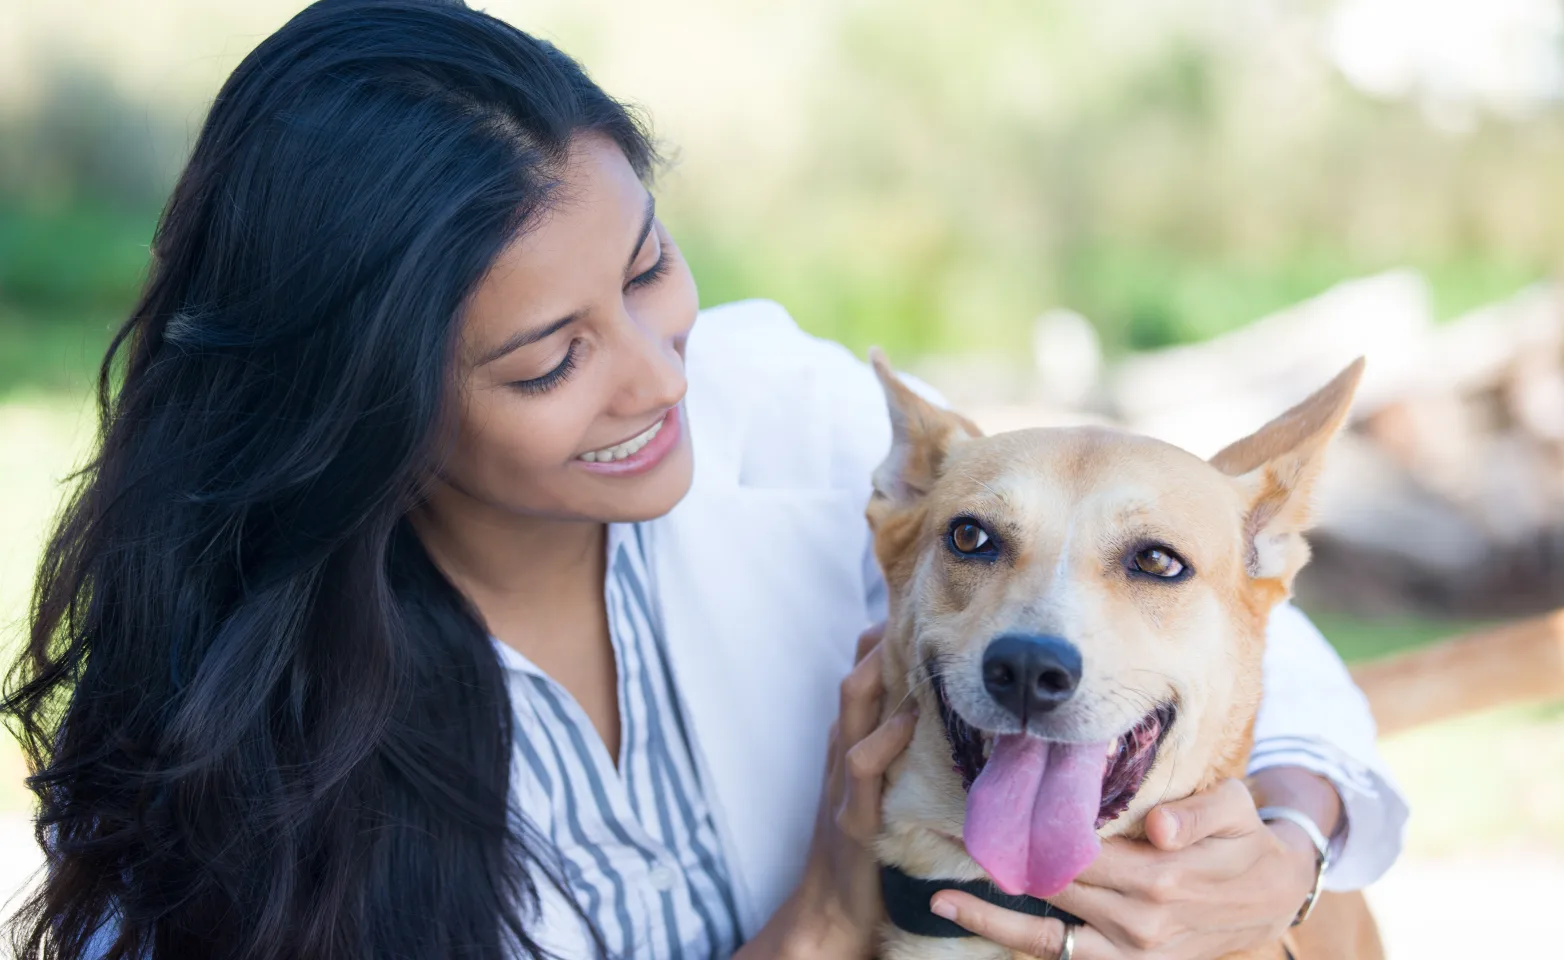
[464,136,651,352]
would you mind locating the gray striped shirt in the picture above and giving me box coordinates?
[496,523,743,959]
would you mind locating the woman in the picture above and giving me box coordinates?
[3,2,1406,958]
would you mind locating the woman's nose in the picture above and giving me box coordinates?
[615,312,688,413]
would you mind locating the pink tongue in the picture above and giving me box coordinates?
[964,734,1110,898]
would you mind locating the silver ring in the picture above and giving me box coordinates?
[1058,923,1077,960]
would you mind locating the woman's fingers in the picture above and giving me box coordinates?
[855,622,886,664]
[1066,831,1257,911]
[820,719,844,797]
[929,892,1116,960]
[1145,777,1259,851]
[838,709,916,840]
[838,644,885,749]
[1046,878,1162,950]
[846,712,916,783]
[1064,841,1165,900]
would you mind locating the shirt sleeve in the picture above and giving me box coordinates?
[1248,602,1410,890]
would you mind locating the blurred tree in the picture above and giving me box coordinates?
[1,0,1561,396]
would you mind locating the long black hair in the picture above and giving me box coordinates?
[3,2,654,956]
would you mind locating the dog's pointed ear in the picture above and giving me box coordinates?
[868,347,982,505]
[1210,358,1364,581]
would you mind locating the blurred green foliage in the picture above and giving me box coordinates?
[0,67,170,397]
[0,204,154,397]
[1,0,1561,397]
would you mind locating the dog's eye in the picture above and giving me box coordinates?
[1133,547,1185,578]
[948,520,994,556]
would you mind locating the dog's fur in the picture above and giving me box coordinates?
[865,351,1376,960]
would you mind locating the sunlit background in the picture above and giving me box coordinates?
[2,1,1563,956]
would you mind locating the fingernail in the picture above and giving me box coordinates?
[930,898,956,920]
[1162,812,1180,842]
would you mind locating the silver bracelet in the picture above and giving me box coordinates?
[1256,805,1331,927]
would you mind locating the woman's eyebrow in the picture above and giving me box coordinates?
[478,195,656,367]
[476,312,581,366]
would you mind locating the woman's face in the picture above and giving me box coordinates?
[439,134,698,524]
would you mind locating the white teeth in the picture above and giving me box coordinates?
[578,416,664,463]
[1107,738,1122,760]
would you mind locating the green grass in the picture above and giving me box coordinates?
[1308,613,1498,664]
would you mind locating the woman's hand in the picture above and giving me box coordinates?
[738,623,917,960]
[929,772,1338,959]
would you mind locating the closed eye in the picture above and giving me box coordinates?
[626,249,668,291]
[510,340,580,395]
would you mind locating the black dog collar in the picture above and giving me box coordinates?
[883,865,1300,959]
[880,864,1083,939]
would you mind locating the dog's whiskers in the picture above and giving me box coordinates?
[892,669,937,714]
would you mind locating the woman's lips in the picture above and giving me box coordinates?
[574,406,683,477]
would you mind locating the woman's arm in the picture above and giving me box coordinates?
[1250,602,1409,890]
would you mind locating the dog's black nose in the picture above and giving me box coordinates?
[982,634,1082,721]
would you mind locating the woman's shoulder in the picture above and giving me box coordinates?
[691,298,866,378]
[687,299,894,490]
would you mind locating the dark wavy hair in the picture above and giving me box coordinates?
[2,2,655,956]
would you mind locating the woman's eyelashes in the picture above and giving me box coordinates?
[626,245,668,291]
[510,340,580,395]
[509,237,667,396]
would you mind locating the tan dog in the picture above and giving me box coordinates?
[865,349,1377,960]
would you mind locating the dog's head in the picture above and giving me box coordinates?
[867,350,1362,900]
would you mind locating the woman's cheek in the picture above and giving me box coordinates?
[492,400,592,479]
[661,253,699,337]
[452,391,575,497]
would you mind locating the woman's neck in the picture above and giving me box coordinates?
[412,484,624,759]
[410,484,608,656]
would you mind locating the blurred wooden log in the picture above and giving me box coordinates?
[1350,611,1564,736]
[1419,282,1564,404]
[934,274,1564,618]
[1107,270,1435,456]
[1107,276,1562,457]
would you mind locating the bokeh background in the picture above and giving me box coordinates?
[3,1,1563,956]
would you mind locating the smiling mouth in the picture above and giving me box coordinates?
[577,409,672,463]
[931,666,1176,829]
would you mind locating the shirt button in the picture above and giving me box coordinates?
[648,863,679,891]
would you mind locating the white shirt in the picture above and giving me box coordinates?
[498,524,741,959]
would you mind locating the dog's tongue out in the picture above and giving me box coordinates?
[964,734,1110,898]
